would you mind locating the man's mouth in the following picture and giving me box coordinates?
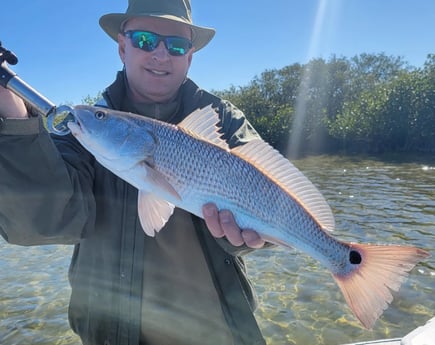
[147,69,170,76]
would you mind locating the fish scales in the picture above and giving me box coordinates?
[150,119,349,264]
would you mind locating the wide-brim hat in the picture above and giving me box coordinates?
[99,0,215,52]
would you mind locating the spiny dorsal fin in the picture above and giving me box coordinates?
[232,139,335,231]
[177,105,229,150]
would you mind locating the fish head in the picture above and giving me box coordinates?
[67,105,156,162]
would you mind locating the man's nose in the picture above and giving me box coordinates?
[151,41,170,61]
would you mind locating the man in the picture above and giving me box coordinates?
[0,1,266,344]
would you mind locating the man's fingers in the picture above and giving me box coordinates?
[241,230,265,249]
[202,203,224,238]
[202,203,265,248]
[218,210,244,246]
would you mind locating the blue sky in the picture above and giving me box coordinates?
[2,0,434,105]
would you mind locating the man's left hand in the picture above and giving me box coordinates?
[202,203,265,249]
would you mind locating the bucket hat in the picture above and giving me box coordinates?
[99,0,215,51]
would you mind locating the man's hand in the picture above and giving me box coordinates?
[202,203,265,249]
[0,86,28,118]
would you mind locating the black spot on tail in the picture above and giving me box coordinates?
[349,250,362,265]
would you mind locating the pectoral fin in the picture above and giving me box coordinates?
[138,191,175,237]
[142,162,181,202]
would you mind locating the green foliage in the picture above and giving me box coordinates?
[81,92,103,105]
[329,55,435,153]
[216,53,435,155]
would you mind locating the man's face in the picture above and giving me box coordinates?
[118,16,194,103]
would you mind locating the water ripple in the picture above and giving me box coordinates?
[248,155,435,345]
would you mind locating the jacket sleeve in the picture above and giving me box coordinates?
[0,116,96,245]
[218,100,260,148]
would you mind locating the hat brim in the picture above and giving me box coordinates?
[99,13,215,52]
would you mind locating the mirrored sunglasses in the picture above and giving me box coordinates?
[124,30,193,56]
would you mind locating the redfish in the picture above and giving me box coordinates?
[67,104,430,329]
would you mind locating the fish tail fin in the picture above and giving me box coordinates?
[332,243,430,329]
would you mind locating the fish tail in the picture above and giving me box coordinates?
[332,243,430,329]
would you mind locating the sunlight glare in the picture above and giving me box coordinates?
[287,0,343,158]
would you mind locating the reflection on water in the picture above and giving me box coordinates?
[0,155,434,345]
[0,245,78,344]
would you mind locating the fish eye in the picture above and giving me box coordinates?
[94,111,106,120]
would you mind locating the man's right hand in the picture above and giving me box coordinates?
[0,86,28,118]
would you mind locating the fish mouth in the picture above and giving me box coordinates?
[66,112,83,135]
[74,117,82,129]
[69,110,82,129]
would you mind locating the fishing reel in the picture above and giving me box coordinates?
[0,41,73,135]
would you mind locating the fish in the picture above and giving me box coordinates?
[67,104,430,329]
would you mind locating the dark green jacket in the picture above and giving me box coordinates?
[0,72,266,345]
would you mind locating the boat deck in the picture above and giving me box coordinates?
[341,317,435,345]
[342,340,400,345]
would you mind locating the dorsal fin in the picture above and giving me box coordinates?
[232,139,335,231]
[177,105,229,150]
[178,105,334,230]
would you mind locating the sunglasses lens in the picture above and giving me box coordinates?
[130,31,158,52]
[166,37,192,56]
[126,31,192,56]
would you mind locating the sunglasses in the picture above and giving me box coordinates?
[124,30,193,56]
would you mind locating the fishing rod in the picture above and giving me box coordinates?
[0,41,73,135]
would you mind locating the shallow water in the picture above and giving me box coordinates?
[248,155,435,345]
[1,155,434,345]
